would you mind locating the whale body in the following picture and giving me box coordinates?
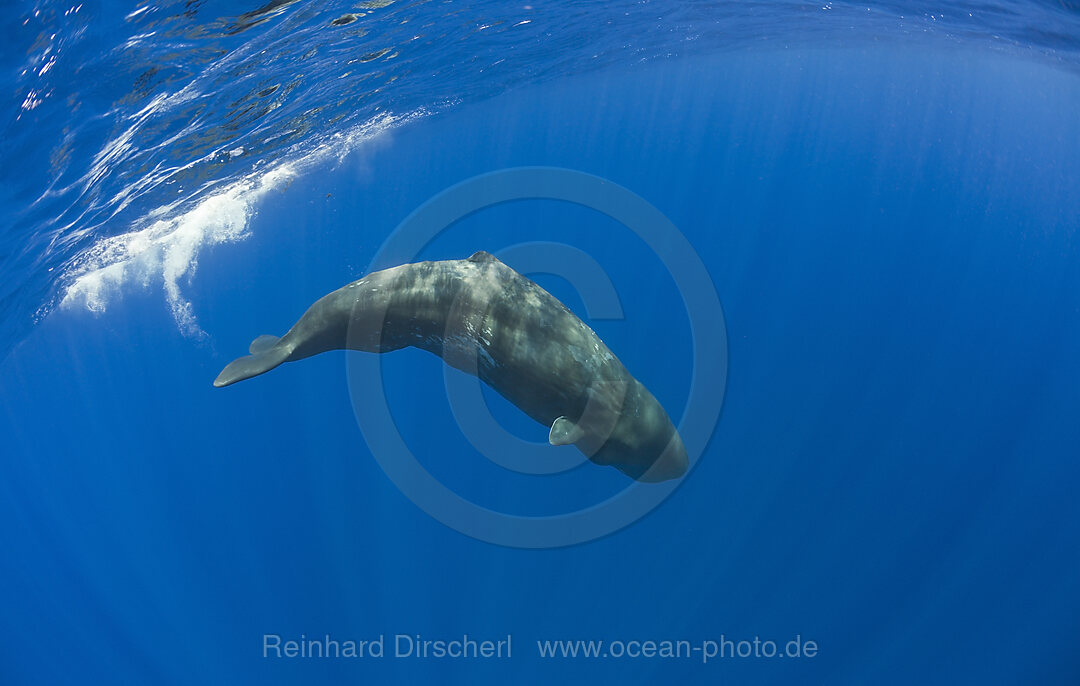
[214,251,687,482]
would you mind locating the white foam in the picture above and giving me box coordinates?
[59,110,422,337]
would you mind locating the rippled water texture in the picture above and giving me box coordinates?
[4,0,1080,358]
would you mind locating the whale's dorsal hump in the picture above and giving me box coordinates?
[549,416,586,446]
[467,250,497,264]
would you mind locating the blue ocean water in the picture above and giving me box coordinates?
[3,1,1080,684]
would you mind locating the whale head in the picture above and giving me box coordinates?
[592,409,688,483]
[549,380,688,483]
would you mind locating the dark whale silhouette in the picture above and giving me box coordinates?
[214,251,687,482]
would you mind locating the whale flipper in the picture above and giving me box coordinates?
[214,336,289,388]
[548,416,585,446]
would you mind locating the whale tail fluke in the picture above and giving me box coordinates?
[213,335,289,388]
[248,334,280,354]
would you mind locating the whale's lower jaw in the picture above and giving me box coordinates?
[603,439,689,483]
[634,447,689,483]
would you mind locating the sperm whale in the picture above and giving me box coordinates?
[214,251,687,482]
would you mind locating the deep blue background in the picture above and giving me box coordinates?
[3,46,1080,684]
